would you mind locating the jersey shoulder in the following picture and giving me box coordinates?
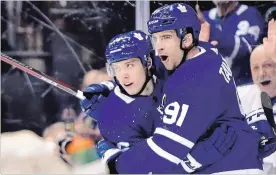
[186,45,223,73]
[102,86,152,112]
[236,82,259,98]
[98,86,135,116]
[235,4,260,16]
[203,4,261,20]
[232,4,264,24]
[203,7,217,21]
[236,83,262,116]
[112,86,136,104]
[167,46,224,92]
[198,41,216,50]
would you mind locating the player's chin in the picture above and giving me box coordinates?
[163,63,175,71]
[126,90,138,96]
[124,86,139,96]
[162,62,172,70]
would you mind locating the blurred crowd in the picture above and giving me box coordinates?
[1,1,276,174]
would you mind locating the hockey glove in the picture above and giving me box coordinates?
[248,119,276,159]
[183,124,237,172]
[80,81,115,120]
[259,139,276,159]
[96,139,122,164]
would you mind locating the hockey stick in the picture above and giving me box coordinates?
[261,92,276,131]
[0,53,85,100]
[260,92,276,146]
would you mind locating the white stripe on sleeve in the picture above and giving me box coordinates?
[147,137,181,164]
[154,127,194,149]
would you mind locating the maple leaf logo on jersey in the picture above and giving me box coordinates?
[134,33,144,40]
[177,4,187,13]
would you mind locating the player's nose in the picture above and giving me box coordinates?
[122,71,129,80]
[259,67,266,77]
[156,46,165,56]
[117,69,128,81]
[155,39,165,54]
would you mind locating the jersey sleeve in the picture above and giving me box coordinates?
[113,54,238,174]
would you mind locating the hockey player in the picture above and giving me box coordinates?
[198,1,265,85]
[81,30,238,173]
[237,19,276,174]
[100,3,262,174]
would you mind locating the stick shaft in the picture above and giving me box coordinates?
[261,92,276,131]
[1,53,85,100]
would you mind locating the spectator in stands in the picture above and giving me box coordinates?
[237,19,276,174]
[197,1,266,85]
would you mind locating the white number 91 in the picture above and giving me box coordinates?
[163,102,189,127]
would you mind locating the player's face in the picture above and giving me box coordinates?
[151,30,184,70]
[112,58,147,95]
[251,53,276,98]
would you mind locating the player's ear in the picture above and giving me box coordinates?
[181,33,193,49]
[146,56,153,70]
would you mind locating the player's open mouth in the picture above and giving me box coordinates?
[260,80,271,86]
[124,83,133,87]
[160,55,168,62]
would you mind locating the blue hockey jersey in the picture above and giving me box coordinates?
[97,76,163,147]
[203,4,265,85]
[113,44,262,174]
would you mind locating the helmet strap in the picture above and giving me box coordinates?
[178,27,198,48]
[175,27,197,70]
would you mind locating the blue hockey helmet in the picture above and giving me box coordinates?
[105,30,154,96]
[105,30,152,72]
[147,3,201,41]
